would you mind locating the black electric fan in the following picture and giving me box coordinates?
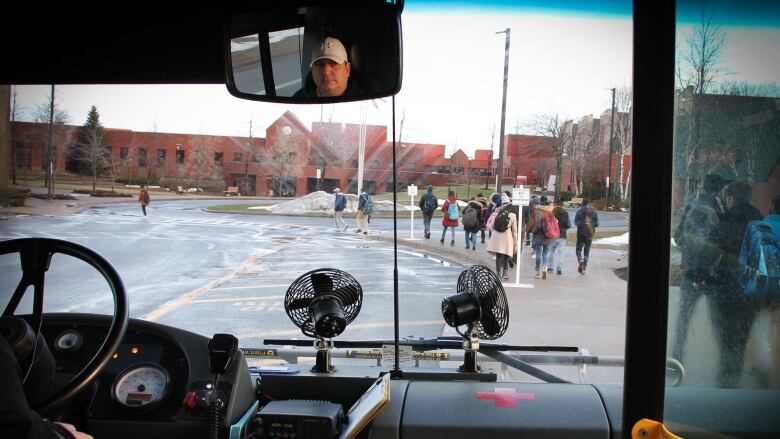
[285,268,363,372]
[441,265,509,372]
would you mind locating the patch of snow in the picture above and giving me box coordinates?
[593,232,629,245]
[267,191,404,215]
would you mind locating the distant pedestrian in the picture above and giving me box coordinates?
[476,192,489,243]
[574,198,600,274]
[462,197,483,250]
[440,191,459,246]
[707,180,762,388]
[526,195,540,246]
[333,188,347,231]
[355,189,373,235]
[531,195,555,279]
[418,185,438,239]
[551,199,572,275]
[138,185,150,216]
[487,202,517,281]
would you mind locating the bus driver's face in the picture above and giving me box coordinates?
[312,58,351,97]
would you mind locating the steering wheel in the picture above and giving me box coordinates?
[0,238,129,415]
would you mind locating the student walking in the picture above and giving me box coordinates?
[551,199,572,275]
[440,191,459,246]
[418,185,438,239]
[355,190,373,235]
[486,203,517,281]
[138,185,150,216]
[462,198,483,250]
[574,198,599,274]
[333,188,347,231]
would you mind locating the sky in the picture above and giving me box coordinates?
[11,1,780,157]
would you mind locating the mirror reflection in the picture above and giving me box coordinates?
[227,4,401,103]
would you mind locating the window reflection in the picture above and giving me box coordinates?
[669,2,780,393]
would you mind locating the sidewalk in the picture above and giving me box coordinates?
[371,225,629,382]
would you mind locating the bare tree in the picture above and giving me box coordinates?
[677,9,728,200]
[78,106,110,191]
[33,87,71,197]
[148,117,162,179]
[186,134,217,189]
[528,112,572,200]
[269,129,301,197]
[613,85,633,201]
[9,85,25,185]
[714,80,780,98]
[106,143,136,192]
[568,116,600,196]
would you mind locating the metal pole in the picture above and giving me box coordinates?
[47,84,55,199]
[495,28,510,194]
[607,87,616,208]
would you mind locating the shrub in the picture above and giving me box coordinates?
[0,188,30,207]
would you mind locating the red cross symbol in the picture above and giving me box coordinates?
[476,387,535,408]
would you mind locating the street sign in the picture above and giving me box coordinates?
[407,184,417,197]
[512,187,531,206]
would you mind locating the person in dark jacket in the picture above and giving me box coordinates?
[551,199,572,275]
[462,198,484,250]
[333,187,347,231]
[476,193,489,243]
[671,173,724,363]
[574,198,599,274]
[706,180,763,388]
[418,185,438,239]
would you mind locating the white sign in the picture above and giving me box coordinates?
[546,175,557,193]
[407,185,417,197]
[512,187,531,206]
[316,169,322,179]
[381,344,414,368]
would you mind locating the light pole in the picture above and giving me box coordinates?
[495,28,510,194]
[607,87,616,208]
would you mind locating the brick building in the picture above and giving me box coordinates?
[10,110,631,198]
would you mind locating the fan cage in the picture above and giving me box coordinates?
[455,265,509,340]
[284,268,363,338]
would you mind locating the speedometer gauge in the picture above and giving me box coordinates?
[112,364,170,409]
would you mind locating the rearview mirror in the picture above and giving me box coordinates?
[225,2,403,104]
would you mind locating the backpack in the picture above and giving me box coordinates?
[541,211,560,239]
[486,210,498,231]
[142,191,150,204]
[362,195,374,215]
[493,208,511,233]
[738,220,780,303]
[676,203,720,279]
[422,196,437,213]
[577,207,596,238]
[335,194,345,211]
[463,205,478,228]
[447,202,459,220]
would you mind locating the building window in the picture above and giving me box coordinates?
[234,152,243,162]
[405,163,416,171]
[120,147,129,161]
[157,149,165,167]
[369,160,379,169]
[214,151,224,165]
[176,149,185,164]
[138,148,147,167]
[15,141,32,169]
[252,153,262,163]
[351,160,359,168]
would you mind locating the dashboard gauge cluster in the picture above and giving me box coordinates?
[112,364,170,409]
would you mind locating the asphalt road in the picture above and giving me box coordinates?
[0,199,469,347]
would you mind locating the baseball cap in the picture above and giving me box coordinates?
[333,187,341,193]
[310,37,348,67]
